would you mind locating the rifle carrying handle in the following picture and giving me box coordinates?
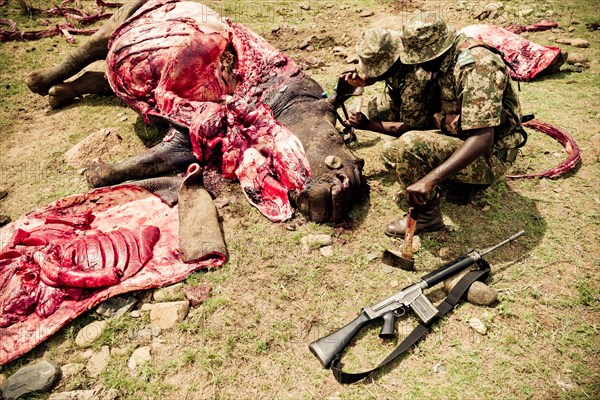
[309,311,371,368]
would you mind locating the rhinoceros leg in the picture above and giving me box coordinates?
[85,126,196,188]
[47,71,113,109]
[25,0,147,95]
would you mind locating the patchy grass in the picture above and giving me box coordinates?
[0,0,599,399]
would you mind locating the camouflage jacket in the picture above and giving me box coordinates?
[385,62,439,129]
[437,33,523,148]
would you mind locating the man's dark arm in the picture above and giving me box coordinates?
[406,127,495,205]
[346,111,411,137]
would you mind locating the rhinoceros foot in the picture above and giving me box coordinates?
[25,67,58,95]
[48,84,78,109]
[84,160,119,188]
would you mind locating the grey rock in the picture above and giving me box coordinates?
[301,234,333,251]
[567,52,589,64]
[63,128,124,167]
[345,54,359,64]
[75,320,108,348]
[468,317,488,335]
[130,310,142,318]
[319,245,334,257]
[1,360,60,400]
[60,363,84,379]
[381,265,396,274]
[366,253,379,262]
[85,346,111,377]
[518,8,534,17]
[128,347,152,371]
[570,38,590,48]
[359,10,374,18]
[153,283,184,302]
[150,301,190,330]
[298,35,316,50]
[299,2,310,10]
[141,303,155,312]
[305,45,315,52]
[556,38,573,45]
[96,295,137,318]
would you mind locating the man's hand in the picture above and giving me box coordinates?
[345,111,370,129]
[340,70,368,87]
[405,176,437,206]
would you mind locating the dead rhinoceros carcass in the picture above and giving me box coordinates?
[26,0,364,223]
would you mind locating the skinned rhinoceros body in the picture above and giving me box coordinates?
[27,0,364,223]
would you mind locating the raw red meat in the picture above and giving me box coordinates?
[462,24,562,81]
[105,0,311,221]
[0,185,226,365]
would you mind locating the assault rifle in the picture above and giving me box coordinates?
[309,231,525,383]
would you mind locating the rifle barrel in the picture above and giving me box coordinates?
[480,231,525,257]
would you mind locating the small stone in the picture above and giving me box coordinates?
[141,303,155,312]
[567,52,589,64]
[345,54,359,64]
[153,283,184,302]
[130,310,141,318]
[85,346,110,377]
[359,10,374,18]
[1,360,60,400]
[150,301,190,330]
[271,25,281,34]
[556,374,575,391]
[299,3,310,10]
[75,320,108,348]
[61,363,84,378]
[81,349,95,360]
[305,45,315,52]
[518,8,534,17]
[0,374,5,387]
[482,205,491,212]
[96,295,137,318]
[183,284,213,307]
[332,46,347,56]
[128,347,152,371]
[468,317,488,335]
[119,116,128,122]
[300,234,333,251]
[433,363,447,375]
[320,245,334,257]
[555,38,573,45]
[390,279,399,288]
[570,38,590,48]
[438,247,451,258]
[151,324,162,337]
[305,56,326,68]
[567,27,576,32]
[325,155,343,169]
[298,35,316,50]
[213,196,230,209]
[366,253,379,262]
[551,28,563,33]
[49,390,95,400]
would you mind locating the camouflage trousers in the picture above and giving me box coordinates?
[382,130,514,187]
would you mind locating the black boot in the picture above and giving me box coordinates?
[385,195,444,237]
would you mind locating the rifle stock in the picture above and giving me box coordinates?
[309,311,371,368]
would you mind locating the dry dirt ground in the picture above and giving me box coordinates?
[0,1,599,399]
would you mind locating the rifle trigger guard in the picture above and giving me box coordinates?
[394,308,406,318]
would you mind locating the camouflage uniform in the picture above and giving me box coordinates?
[384,32,523,187]
[356,28,437,130]
[367,63,438,129]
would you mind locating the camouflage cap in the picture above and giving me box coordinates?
[356,28,403,78]
[399,11,457,65]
